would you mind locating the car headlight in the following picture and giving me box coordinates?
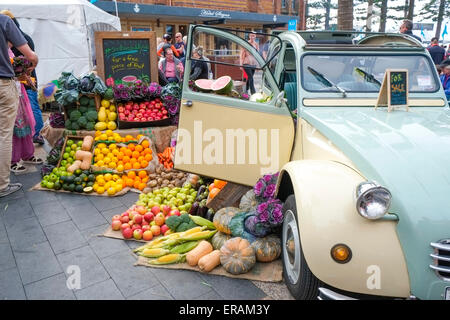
[355,181,392,220]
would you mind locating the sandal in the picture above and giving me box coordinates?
[11,163,27,173]
[22,156,43,165]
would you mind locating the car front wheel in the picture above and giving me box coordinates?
[282,195,321,300]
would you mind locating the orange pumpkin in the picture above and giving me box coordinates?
[220,237,256,275]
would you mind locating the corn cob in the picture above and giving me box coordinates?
[139,248,170,258]
[147,253,186,265]
[189,215,216,230]
[170,241,199,254]
[179,230,217,242]
[182,226,206,235]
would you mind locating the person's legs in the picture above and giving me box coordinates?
[26,89,44,141]
[244,66,256,95]
[0,79,21,193]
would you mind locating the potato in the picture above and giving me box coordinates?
[148,180,157,187]
[149,173,157,179]
[157,178,163,185]
[143,187,152,194]
[155,166,162,174]
[162,179,170,185]
[161,183,168,188]
[168,184,174,188]
[177,172,185,180]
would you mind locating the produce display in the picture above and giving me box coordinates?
[186,240,213,266]
[95,98,117,131]
[93,173,125,196]
[219,237,256,275]
[251,234,282,263]
[59,138,85,170]
[213,207,240,235]
[211,231,232,250]
[144,165,188,193]
[207,179,227,202]
[117,98,169,123]
[65,96,98,131]
[41,166,95,193]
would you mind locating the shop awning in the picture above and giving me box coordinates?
[94,1,298,26]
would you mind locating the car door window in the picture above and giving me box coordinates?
[186,27,280,105]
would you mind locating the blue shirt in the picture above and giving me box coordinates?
[440,74,450,101]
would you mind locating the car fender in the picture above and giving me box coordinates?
[277,160,410,298]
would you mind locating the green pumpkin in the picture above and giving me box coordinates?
[239,189,258,212]
[220,237,256,275]
[251,234,282,262]
[211,231,232,250]
[213,207,240,235]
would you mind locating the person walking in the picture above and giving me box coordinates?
[427,37,446,66]
[8,48,43,173]
[240,32,259,95]
[439,61,450,103]
[1,10,44,145]
[399,19,422,43]
[0,14,38,197]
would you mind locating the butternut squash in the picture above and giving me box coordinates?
[186,240,213,266]
[67,160,82,173]
[198,250,221,272]
[75,150,92,170]
[81,136,94,151]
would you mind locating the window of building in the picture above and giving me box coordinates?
[166,25,175,38]
[179,25,187,37]
[131,26,152,32]
[281,0,287,8]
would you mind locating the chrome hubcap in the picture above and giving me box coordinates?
[282,209,301,285]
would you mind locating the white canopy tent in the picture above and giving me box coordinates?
[0,0,121,87]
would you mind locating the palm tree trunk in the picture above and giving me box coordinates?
[338,0,353,31]
[434,0,445,39]
[379,0,388,32]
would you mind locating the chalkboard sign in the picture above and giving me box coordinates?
[375,69,409,112]
[95,32,158,86]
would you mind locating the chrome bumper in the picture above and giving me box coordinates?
[318,288,357,300]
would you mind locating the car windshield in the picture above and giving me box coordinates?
[301,54,439,93]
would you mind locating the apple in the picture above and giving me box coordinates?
[120,215,130,224]
[122,228,133,239]
[125,104,132,111]
[154,212,165,226]
[111,220,122,231]
[136,206,146,215]
[161,205,171,215]
[120,223,130,231]
[150,221,156,227]
[124,110,130,116]
[151,206,161,215]
[169,209,180,217]
[133,214,143,225]
[121,211,129,217]
[142,230,153,241]
[162,109,168,115]
[128,211,135,221]
[163,115,168,119]
[150,225,161,237]
[112,215,121,222]
[160,224,169,235]
[144,212,154,223]
[133,229,143,240]
[142,220,149,226]
[142,225,151,233]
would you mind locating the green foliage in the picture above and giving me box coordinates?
[165,214,197,232]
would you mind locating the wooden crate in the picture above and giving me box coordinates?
[206,182,251,212]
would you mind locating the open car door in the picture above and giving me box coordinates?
[174,25,295,186]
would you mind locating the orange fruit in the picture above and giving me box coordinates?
[123,155,131,163]
[138,171,147,179]
[138,183,146,191]
[140,160,148,168]
[214,179,227,189]
[144,154,152,162]
[136,134,144,140]
[116,164,124,172]
[127,143,135,151]
[138,156,144,162]
[124,149,132,157]
[133,180,140,189]
[133,162,141,169]
[120,146,127,153]
[125,135,134,142]
[141,140,149,148]
[143,148,152,155]
[141,177,149,183]
[132,151,140,159]
[135,145,143,153]
[117,152,124,160]
[209,188,221,199]
[124,163,132,170]
[126,178,134,187]
[127,171,136,179]
[130,158,137,165]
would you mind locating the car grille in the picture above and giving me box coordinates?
[430,240,450,281]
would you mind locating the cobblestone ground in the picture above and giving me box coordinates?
[0,150,293,300]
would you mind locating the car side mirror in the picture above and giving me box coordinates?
[275,91,287,108]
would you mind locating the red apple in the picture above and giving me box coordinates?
[163,115,168,119]
[142,230,153,241]
[122,228,132,239]
[144,212,154,222]
[169,209,180,217]
[133,229,143,240]
[160,224,169,235]
[162,109,168,115]
[161,205,171,216]
[133,104,139,110]
[118,106,125,113]
[150,225,161,237]
[111,220,122,231]
[133,214,143,225]
[120,215,130,224]
[142,225,151,233]
[154,213,165,226]
[120,223,130,231]
[141,220,149,226]
[151,206,161,215]
[136,206,146,215]
[125,104,132,111]
[112,215,121,222]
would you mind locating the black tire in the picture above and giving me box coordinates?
[282,194,321,300]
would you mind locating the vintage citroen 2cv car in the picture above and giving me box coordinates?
[174,25,450,300]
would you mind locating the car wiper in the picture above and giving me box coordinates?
[307,66,347,97]
[354,67,381,87]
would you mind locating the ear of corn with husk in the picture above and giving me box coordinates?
[147,253,186,265]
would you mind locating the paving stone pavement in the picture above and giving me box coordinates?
[0,169,294,300]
